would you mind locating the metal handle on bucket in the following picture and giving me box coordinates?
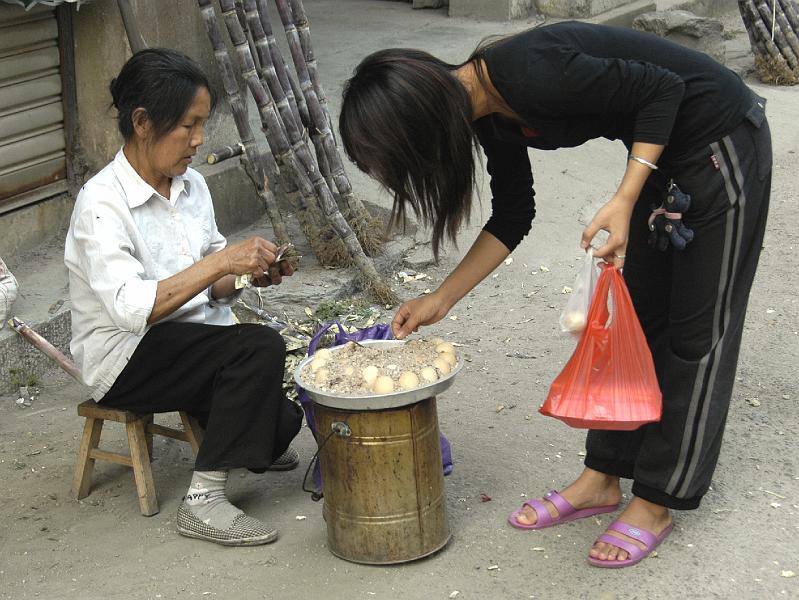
[302,420,351,501]
[331,421,351,438]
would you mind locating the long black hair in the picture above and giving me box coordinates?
[339,49,480,260]
[110,48,217,141]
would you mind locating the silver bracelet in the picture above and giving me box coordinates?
[628,154,659,170]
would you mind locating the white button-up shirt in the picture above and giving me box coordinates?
[65,149,239,400]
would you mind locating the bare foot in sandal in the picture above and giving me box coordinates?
[588,496,672,565]
[511,467,623,528]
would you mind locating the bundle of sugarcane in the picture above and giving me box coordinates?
[198,0,397,303]
[247,0,383,255]
[275,0,384,255]
[237,0,384,257]
[738,0,799,84]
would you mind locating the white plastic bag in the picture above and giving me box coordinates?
[559,249,599,336]
[0,256,18,329]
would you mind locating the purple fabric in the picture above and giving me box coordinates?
[298,321,454,494]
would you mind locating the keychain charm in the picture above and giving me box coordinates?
[647,180,695,251]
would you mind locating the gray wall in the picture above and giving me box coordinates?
[0,0,258,259]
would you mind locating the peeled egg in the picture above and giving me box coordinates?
[315,368,330,385]
[435,342,455,355]
[362,365,379,386]
[439,351,457,367]
[398,371,420,390]
[373,375,395,394]
[420,366,438,383]
[310,357,328,373]
[432,357,451,375]
[314,348,332,360]
[563,311,587,332]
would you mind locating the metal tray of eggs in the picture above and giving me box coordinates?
[293,339,463,410]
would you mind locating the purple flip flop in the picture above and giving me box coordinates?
[507,490,620,530]
[587,519,673,568]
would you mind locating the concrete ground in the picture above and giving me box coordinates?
[1,1,797,599]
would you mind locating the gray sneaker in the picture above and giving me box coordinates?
[176,503,278,546]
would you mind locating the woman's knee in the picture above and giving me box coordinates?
[238,324,286,358]
[669,331,713,362]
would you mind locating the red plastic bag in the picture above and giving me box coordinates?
[540,265,662,430]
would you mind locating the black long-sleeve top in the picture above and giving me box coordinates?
[475,21,756,251]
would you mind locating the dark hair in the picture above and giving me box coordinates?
[340,49,480,261]
[109,48,217,141]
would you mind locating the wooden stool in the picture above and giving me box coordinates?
[71,400,205,516]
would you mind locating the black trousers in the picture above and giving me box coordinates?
[585,105,772,510]
[101,322,303,471]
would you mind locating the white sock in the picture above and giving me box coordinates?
[184,470,242,530]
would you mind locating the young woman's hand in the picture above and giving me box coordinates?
[392,292,451,339]
[581,193,636,266]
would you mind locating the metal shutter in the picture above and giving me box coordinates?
[0,4,66,210]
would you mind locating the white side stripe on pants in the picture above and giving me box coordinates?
[665,136,748,497]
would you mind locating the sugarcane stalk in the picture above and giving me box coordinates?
[274,0,385,256]
[754,15,783,58]
[284,57,311,128]
[772,0,799,57]
[8,317,82,383]
[207,143,244,165]
[740,0,765,54]
[198,0,291,246]
[288,0,331,132]
[778,0,799,30]
[215,0,397,302]
[116,0,147,54]
[255,0,307,132]
[235,0,261,73]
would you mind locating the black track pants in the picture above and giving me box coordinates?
[100,322,303,471]
[585,107,772,510]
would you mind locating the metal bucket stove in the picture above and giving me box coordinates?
[295,340,461,564]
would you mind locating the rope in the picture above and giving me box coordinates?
[772,0,777,41]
